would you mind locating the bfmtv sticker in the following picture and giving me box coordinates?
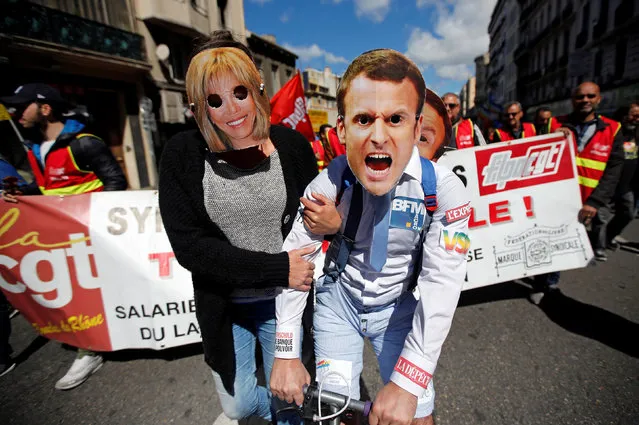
[390,196,425,232]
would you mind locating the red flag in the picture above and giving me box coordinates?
[270,71,315,142]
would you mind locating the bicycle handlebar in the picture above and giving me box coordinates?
[302,383,373,418]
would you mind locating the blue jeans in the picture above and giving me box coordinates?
[211,299,299,425]
[313,280,435,418]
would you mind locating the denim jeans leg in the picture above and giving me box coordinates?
[211,308,271,421]
[255,301,300,425]
[590,204,613,251]
[532,271,560,291]
[368,293,434,418]
[313,283,364,399]
[607,191,635,243]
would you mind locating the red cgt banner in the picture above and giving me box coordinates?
[0,196,111,351]
[270,71,316,142]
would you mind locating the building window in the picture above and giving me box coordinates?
[32,0,133,31]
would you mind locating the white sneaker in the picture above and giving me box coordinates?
[55,353,103,390]
[528,291,545,305]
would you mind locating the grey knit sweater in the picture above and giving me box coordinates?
[203,150,286,302]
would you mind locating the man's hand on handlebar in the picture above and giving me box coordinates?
[369,381,418,425]
[270,357,310,406]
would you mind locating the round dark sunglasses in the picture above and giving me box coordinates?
[207,85,249,109]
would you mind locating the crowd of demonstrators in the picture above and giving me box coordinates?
[157,30,342,425]
[309,123,346,172]
[0,83,127,387]
[441,92,487,149]
[271,49,469,425]
[0,40,636,425]
[529,82,626,304]
[489,101,537,142]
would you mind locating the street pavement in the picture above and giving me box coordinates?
[1,222,638,425]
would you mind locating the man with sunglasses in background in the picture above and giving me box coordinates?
[441,92,486,149]
[0,83,127,389]
[490,101,537,143]
[529,82,625,304]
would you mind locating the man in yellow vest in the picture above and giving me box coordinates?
[490,101,537,142]
[534,105,560,135]
[1,83,127,389]
[529,82,624,304]
[441,93,486,149]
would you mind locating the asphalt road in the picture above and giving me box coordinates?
[1,222,638,425]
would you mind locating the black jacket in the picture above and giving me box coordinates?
[158,125,318,394]
[22,120,127,194]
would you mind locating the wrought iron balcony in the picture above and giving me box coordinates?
[0,1,146,62]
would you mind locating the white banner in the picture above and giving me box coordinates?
[438,133,593,290]
[90,192,199,350]
[1,133,594,351]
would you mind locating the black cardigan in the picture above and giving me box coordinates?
[158,125,318,394]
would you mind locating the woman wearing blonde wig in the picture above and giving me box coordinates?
[158,31,319,424]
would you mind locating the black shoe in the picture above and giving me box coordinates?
[607,240,619,251]
[0,359,16,378]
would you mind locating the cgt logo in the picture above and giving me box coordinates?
[441,230,470,254]
[476,137,574,195]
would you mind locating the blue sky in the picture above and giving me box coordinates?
[244,0,497,95]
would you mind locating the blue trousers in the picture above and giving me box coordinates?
[211,299,299,425]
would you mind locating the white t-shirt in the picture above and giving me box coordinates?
[39,140,55,166]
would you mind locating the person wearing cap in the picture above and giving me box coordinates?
[0,83,126,200]
[0,83,127,390]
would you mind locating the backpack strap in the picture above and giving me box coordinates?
[326,170,362,274]
[408,158,439,291]
[420,157,437,216]
[336,166,357,206]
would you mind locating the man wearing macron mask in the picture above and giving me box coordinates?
[270,48,470,425]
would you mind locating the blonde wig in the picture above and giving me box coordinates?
[186,47,270,152]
